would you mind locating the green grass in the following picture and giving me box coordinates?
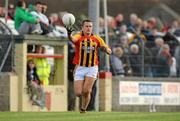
[0,112,180,121]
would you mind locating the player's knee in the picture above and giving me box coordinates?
[82,90,91,96]
[75,91,82,97]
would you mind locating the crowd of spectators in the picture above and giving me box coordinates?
[101,13,180,77]
[0,0,67,37]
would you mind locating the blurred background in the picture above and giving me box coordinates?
[0,0,180,112]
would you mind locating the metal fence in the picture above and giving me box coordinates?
[0,21,14,72]
[1,20,180,78]
[99,33,180,78]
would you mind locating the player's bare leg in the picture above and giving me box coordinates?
[81,76,95,113]
[74,80,84,97]
[74,80,84,112]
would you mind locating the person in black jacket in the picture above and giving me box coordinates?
[27,59,44,107]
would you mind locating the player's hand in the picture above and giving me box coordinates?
[65,26,74,36]
[106,48,112,55]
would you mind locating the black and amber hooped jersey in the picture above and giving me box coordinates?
[73,32,108,67]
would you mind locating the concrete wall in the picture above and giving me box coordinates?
[99,72,112,111]
[0,73,18,111]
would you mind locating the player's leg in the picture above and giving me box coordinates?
[81,76,96,112]
[74,66,85,97]
[81,66,98,112]
[74,80,84,97]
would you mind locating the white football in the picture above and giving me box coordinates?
[62,13,75,26]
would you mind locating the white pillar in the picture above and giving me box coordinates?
[103,0,110,72]
[88,0,100,111]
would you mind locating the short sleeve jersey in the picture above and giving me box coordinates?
[72,32,108,67]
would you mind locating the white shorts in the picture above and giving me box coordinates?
[74,66,98,81]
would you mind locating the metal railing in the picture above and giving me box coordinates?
[0,20,14,72]
[99,33,180,78]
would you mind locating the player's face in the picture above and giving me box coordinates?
[82,22,93,36]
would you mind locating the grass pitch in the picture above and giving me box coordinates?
[0,112,180,121]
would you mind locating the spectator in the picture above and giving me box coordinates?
[147,17,157,30]
[110,53,124,76]
[107,15,116,37]
[129,43,152,77]
[116,33,129,49]
[14,0,42,34]
[41,3,48,14]
[114,13,124,33]
[143,46,153,77]
[33,45,51,86]
[31,2,49,25]
[0,7,5,17]
[129,44,142,76]
[168,20,179,34]
[174,45,180,77]
[156,44,172,77]
[115,24,128,39]
[114,46,131,76]
[99,17,105,35]
[163,32,179,56]
[170,57,177,77]
[48,13,64,37]
[30,1,50,35]
[151,38,164,77]
[128,27,147,47]
[27,59,44,107]
[127,13,138,32]
[145,28,160,48]
[7,4,15,20]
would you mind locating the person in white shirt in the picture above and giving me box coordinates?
[31,1,49,26]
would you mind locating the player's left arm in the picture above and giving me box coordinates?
[95,35,112,55]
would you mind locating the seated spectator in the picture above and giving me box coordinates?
[48,13,66,37]
[41,3,48,14]
[7,4,15,20]
[31,1,50,35]
[14,0,42,34]
[27,59,44,107]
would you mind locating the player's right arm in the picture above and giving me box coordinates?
[66,27,79,43]
[68,33,79,43]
